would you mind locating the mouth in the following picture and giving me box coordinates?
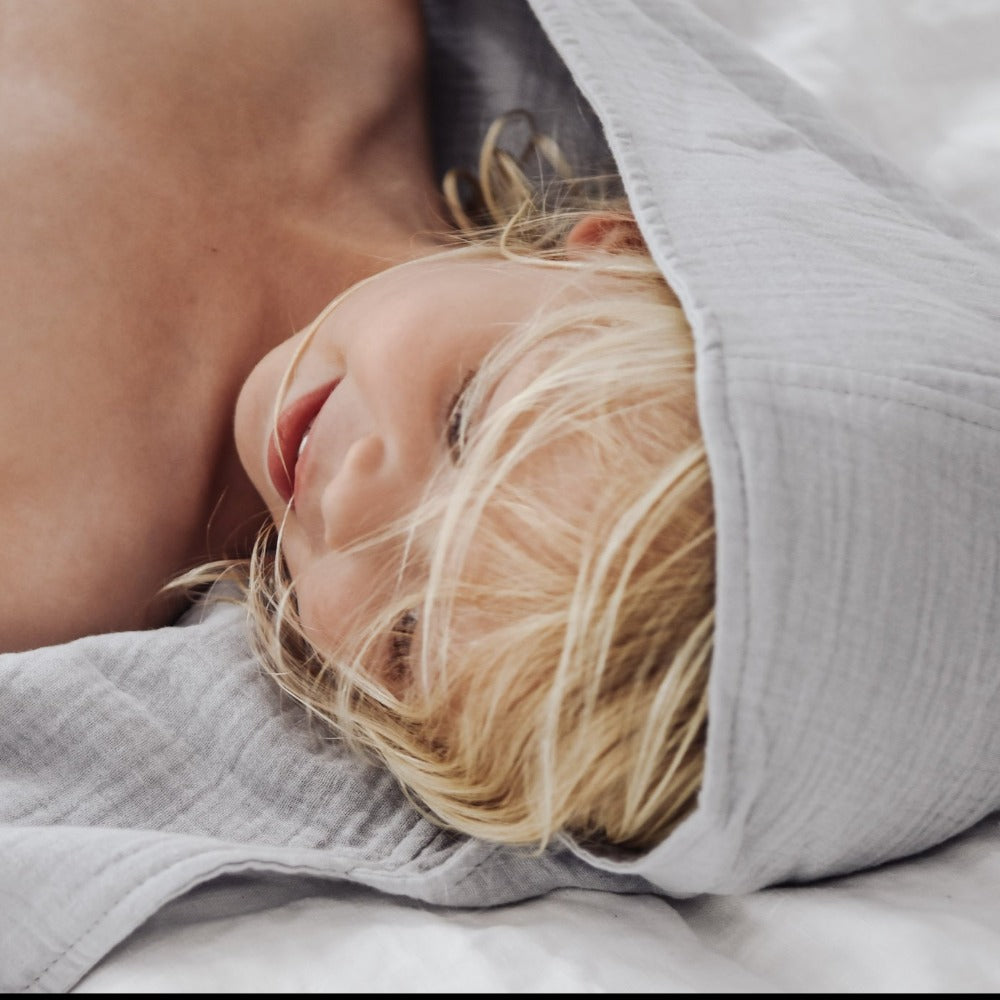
[267,380,341,504]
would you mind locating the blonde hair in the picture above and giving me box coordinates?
[190,114,715,852]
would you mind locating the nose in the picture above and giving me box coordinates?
[321,433,414,549]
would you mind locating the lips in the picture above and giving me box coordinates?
[267,380,340,504]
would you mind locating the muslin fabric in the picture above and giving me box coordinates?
[528,0,1000,896]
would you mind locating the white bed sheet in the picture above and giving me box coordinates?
[74,1,1000,992]
[696,0,1000,236]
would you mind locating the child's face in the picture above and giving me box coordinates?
[235,253,618,656]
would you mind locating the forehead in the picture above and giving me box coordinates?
[343,252,603,339]
[481,341,556,419]
[447,341,595,535]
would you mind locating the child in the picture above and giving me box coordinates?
[195,116,716,852]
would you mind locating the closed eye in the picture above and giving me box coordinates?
[387,608,418,679]
[446,371,476,462]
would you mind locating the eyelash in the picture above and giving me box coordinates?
[388,608,418,674]
[446,371,476,461]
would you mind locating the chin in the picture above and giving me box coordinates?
[233,378,270,497]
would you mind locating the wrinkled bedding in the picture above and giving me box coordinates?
[3,0,999,992]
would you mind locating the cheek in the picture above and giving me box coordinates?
[292,547,396,656]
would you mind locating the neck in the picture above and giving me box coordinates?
[242,3,453,329]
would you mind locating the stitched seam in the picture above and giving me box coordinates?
[728,354,1000,410]
[31,832,507,993]
[27,841,420,993]
[449,842,509,892]
[26,842,230,992]
[728,374,1000,433]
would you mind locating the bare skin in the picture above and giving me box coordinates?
[0,0,447,651]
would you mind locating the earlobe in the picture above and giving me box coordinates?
[564,213,646,255]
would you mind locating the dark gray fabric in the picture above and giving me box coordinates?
[421,0,613,184]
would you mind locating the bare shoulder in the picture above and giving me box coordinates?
[0,0,426,145]
[0,0,432,652]
[0,0,437,651]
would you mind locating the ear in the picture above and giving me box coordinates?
[564,213,646,256]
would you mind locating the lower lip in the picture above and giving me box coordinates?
[266,381,339,504]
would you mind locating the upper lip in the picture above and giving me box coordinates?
[267,380,341,504]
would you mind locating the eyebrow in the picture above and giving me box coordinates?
[446,370,476,459]
[448,337,553,466]
[481,347,549,419]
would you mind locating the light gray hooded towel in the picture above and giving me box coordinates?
[531,0,1000,893]
[3,0,1000,992]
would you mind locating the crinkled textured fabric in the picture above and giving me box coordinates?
[0,602,649,994]
[526,0,1000,894]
